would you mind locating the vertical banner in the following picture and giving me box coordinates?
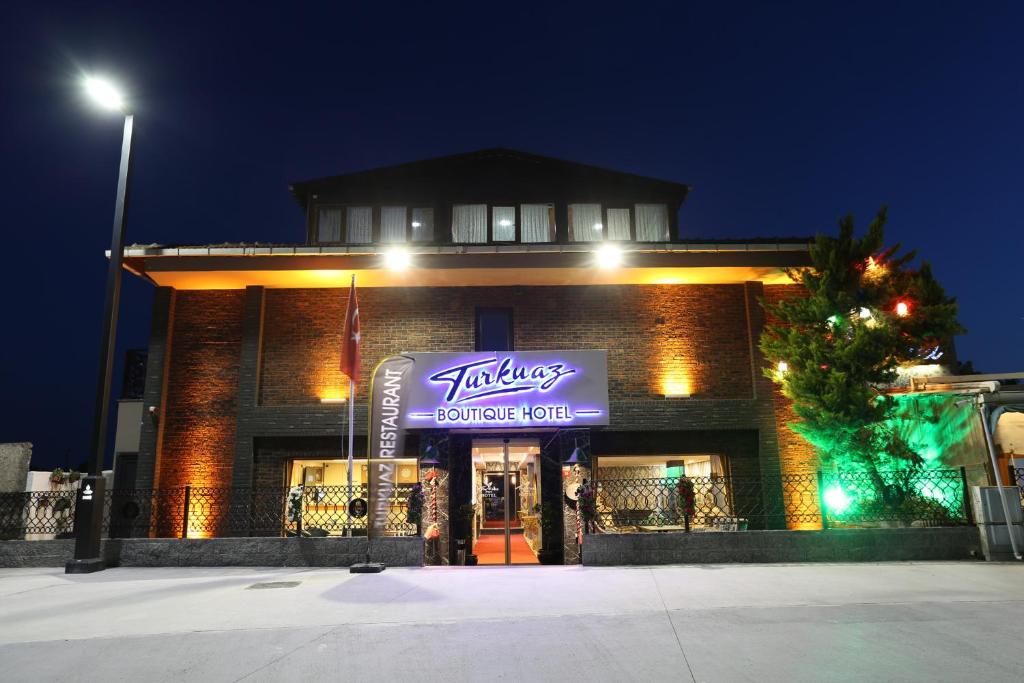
[367,355,415,537]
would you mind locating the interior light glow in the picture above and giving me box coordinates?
[595,243,622,269]
[499,219,512,227]
[384,247,411,271]
[83,76,124,111]
[411,221,422,228]
[593,223,603,231]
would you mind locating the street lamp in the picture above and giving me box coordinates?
[66,75,135,574]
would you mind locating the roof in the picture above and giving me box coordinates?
[116,240,812,290]
[288,147,692,207]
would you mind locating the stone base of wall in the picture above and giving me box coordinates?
[582,527,982,565]
[0,536,424,568]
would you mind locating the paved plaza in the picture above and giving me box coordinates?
[1,561,1023,682]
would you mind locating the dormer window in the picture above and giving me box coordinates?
[569,204,603,242]
[380,206,407,243]
[520,204,555,243]
[452,204,488,243]
[606,207,631,241]
[346,207,373,243]
[492,206,516,242]
[411,207,434,242]
[317,207,342,242]
[635,204,670,241]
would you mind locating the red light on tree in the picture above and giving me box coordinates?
[895,301,910,317]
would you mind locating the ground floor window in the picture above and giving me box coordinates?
[285,457,419,536]
[594,454,737,531]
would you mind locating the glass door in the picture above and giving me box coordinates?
[472,438,540,565]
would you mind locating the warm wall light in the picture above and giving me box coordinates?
[662,392,691,399]
[320,397,348,404]
[595,243,622,269]
[384,247,411,271]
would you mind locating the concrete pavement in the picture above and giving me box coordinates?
[1,562,1023,682]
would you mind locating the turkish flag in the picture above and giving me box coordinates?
[340,275,360,385]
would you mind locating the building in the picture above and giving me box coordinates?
[116,148,818,565]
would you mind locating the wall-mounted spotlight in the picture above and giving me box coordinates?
[384,247,411,271]
[595,243,622,269]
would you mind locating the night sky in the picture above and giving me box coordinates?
[1,2,1021,471]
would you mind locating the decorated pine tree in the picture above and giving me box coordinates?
[759,208,963,478]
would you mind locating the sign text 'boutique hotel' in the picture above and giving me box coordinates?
[115,148,813,565]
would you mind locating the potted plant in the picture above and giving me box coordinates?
[677,477,696,532]
[50,468,67,486]
[534,502,563,565]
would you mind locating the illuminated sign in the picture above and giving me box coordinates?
[401,351,609,428]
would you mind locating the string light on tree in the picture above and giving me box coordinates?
[758,206,962,481]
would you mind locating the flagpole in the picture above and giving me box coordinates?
[347,377,355,537]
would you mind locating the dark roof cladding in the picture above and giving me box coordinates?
[288,147,692,207]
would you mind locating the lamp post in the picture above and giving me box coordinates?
[66,76,134,574]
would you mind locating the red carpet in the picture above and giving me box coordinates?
[474,532,538,565]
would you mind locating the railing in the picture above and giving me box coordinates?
[1,485,419,540]
[1009,466,1024,507]
[594,468,972,532]
[0,490,79,540]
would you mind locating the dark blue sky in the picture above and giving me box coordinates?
[1,2,1021,471]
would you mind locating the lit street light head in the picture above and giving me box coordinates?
[83,76,125,112]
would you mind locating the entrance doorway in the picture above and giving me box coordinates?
[472,438,541,565]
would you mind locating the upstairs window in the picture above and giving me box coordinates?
[476,307,514,352]
[411,207,434,242]
[606,207,632,241]
[317,207,342,242]
[346,206,373,243]
[521,204,555,243]
[569,203,603,242]
[380,206,407,243]
[452,204,487,243]
[492,206,516,242]
[635,204,670,241]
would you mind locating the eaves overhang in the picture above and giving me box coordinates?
[116,242,811,290]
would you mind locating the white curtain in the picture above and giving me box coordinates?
[710,455,725,476]
[570,204,603,242]
[317,208,341,242]
[607,208,631,240]
[635,204,669,241]
[380,206,407,243]
[521,204,553,242]
[452,204,487,243]
[411,207,433,242]
[346,206,373,243]
[492,206,515,241]
[686,459,712,478]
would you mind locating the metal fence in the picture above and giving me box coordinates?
[1009,466,1024,507]
[594,468,972,532]
[1,485,419,540]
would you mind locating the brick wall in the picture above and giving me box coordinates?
[259,285,754,406]
[762,285,817,479]
[156,290,245,491]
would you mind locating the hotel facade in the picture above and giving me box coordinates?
[114,149,822,565]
